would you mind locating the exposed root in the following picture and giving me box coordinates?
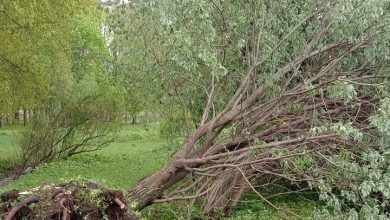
[114,198,126,209]
[4,196,39,220]
[0,181,138,220]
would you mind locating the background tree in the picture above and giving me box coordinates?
[0,0,125,171]
[106,4,168,126]
[18,13,125,170]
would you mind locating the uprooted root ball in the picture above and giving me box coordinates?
[0,181,138,220]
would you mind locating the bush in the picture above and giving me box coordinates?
[19,79,124,170]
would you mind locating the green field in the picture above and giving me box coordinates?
[0,126,23,177]
[0,125,317,219]
[0,124,166,192]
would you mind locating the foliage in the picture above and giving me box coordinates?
[105,4,163,122]
[310,98,390,219]
[0,0,100,113]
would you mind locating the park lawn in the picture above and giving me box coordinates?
[226,192,319,220]
[0,124,166,192]
[0,126,23,177]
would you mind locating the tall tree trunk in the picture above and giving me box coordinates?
[23,109,27,127]
[14,111,19,124]
[125,113,129,124]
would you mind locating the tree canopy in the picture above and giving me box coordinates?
[0,0,102,112]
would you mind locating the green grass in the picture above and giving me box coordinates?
[0,126,23,177]
[227,192,319,220]
[0,124,166,192]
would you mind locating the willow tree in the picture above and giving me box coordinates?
[116,0,390,217]
[2,0,390,219]
[0,0,125,172]
[17,13,125,170]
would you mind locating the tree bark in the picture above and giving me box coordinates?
[125,113,129,124]
[129,161,188,210]
[23,109,27,127]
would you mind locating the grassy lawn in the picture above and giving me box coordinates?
[0,124,318,219]
[226,192,319,220]
[0,124,166,192]
[0,126,23,177]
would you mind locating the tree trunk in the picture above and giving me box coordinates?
[14,111,19,124]
[23,109,27,127]
[125,113,129,124]
[128,157,196,210]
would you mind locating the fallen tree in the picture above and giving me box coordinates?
[1,0,390,219]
